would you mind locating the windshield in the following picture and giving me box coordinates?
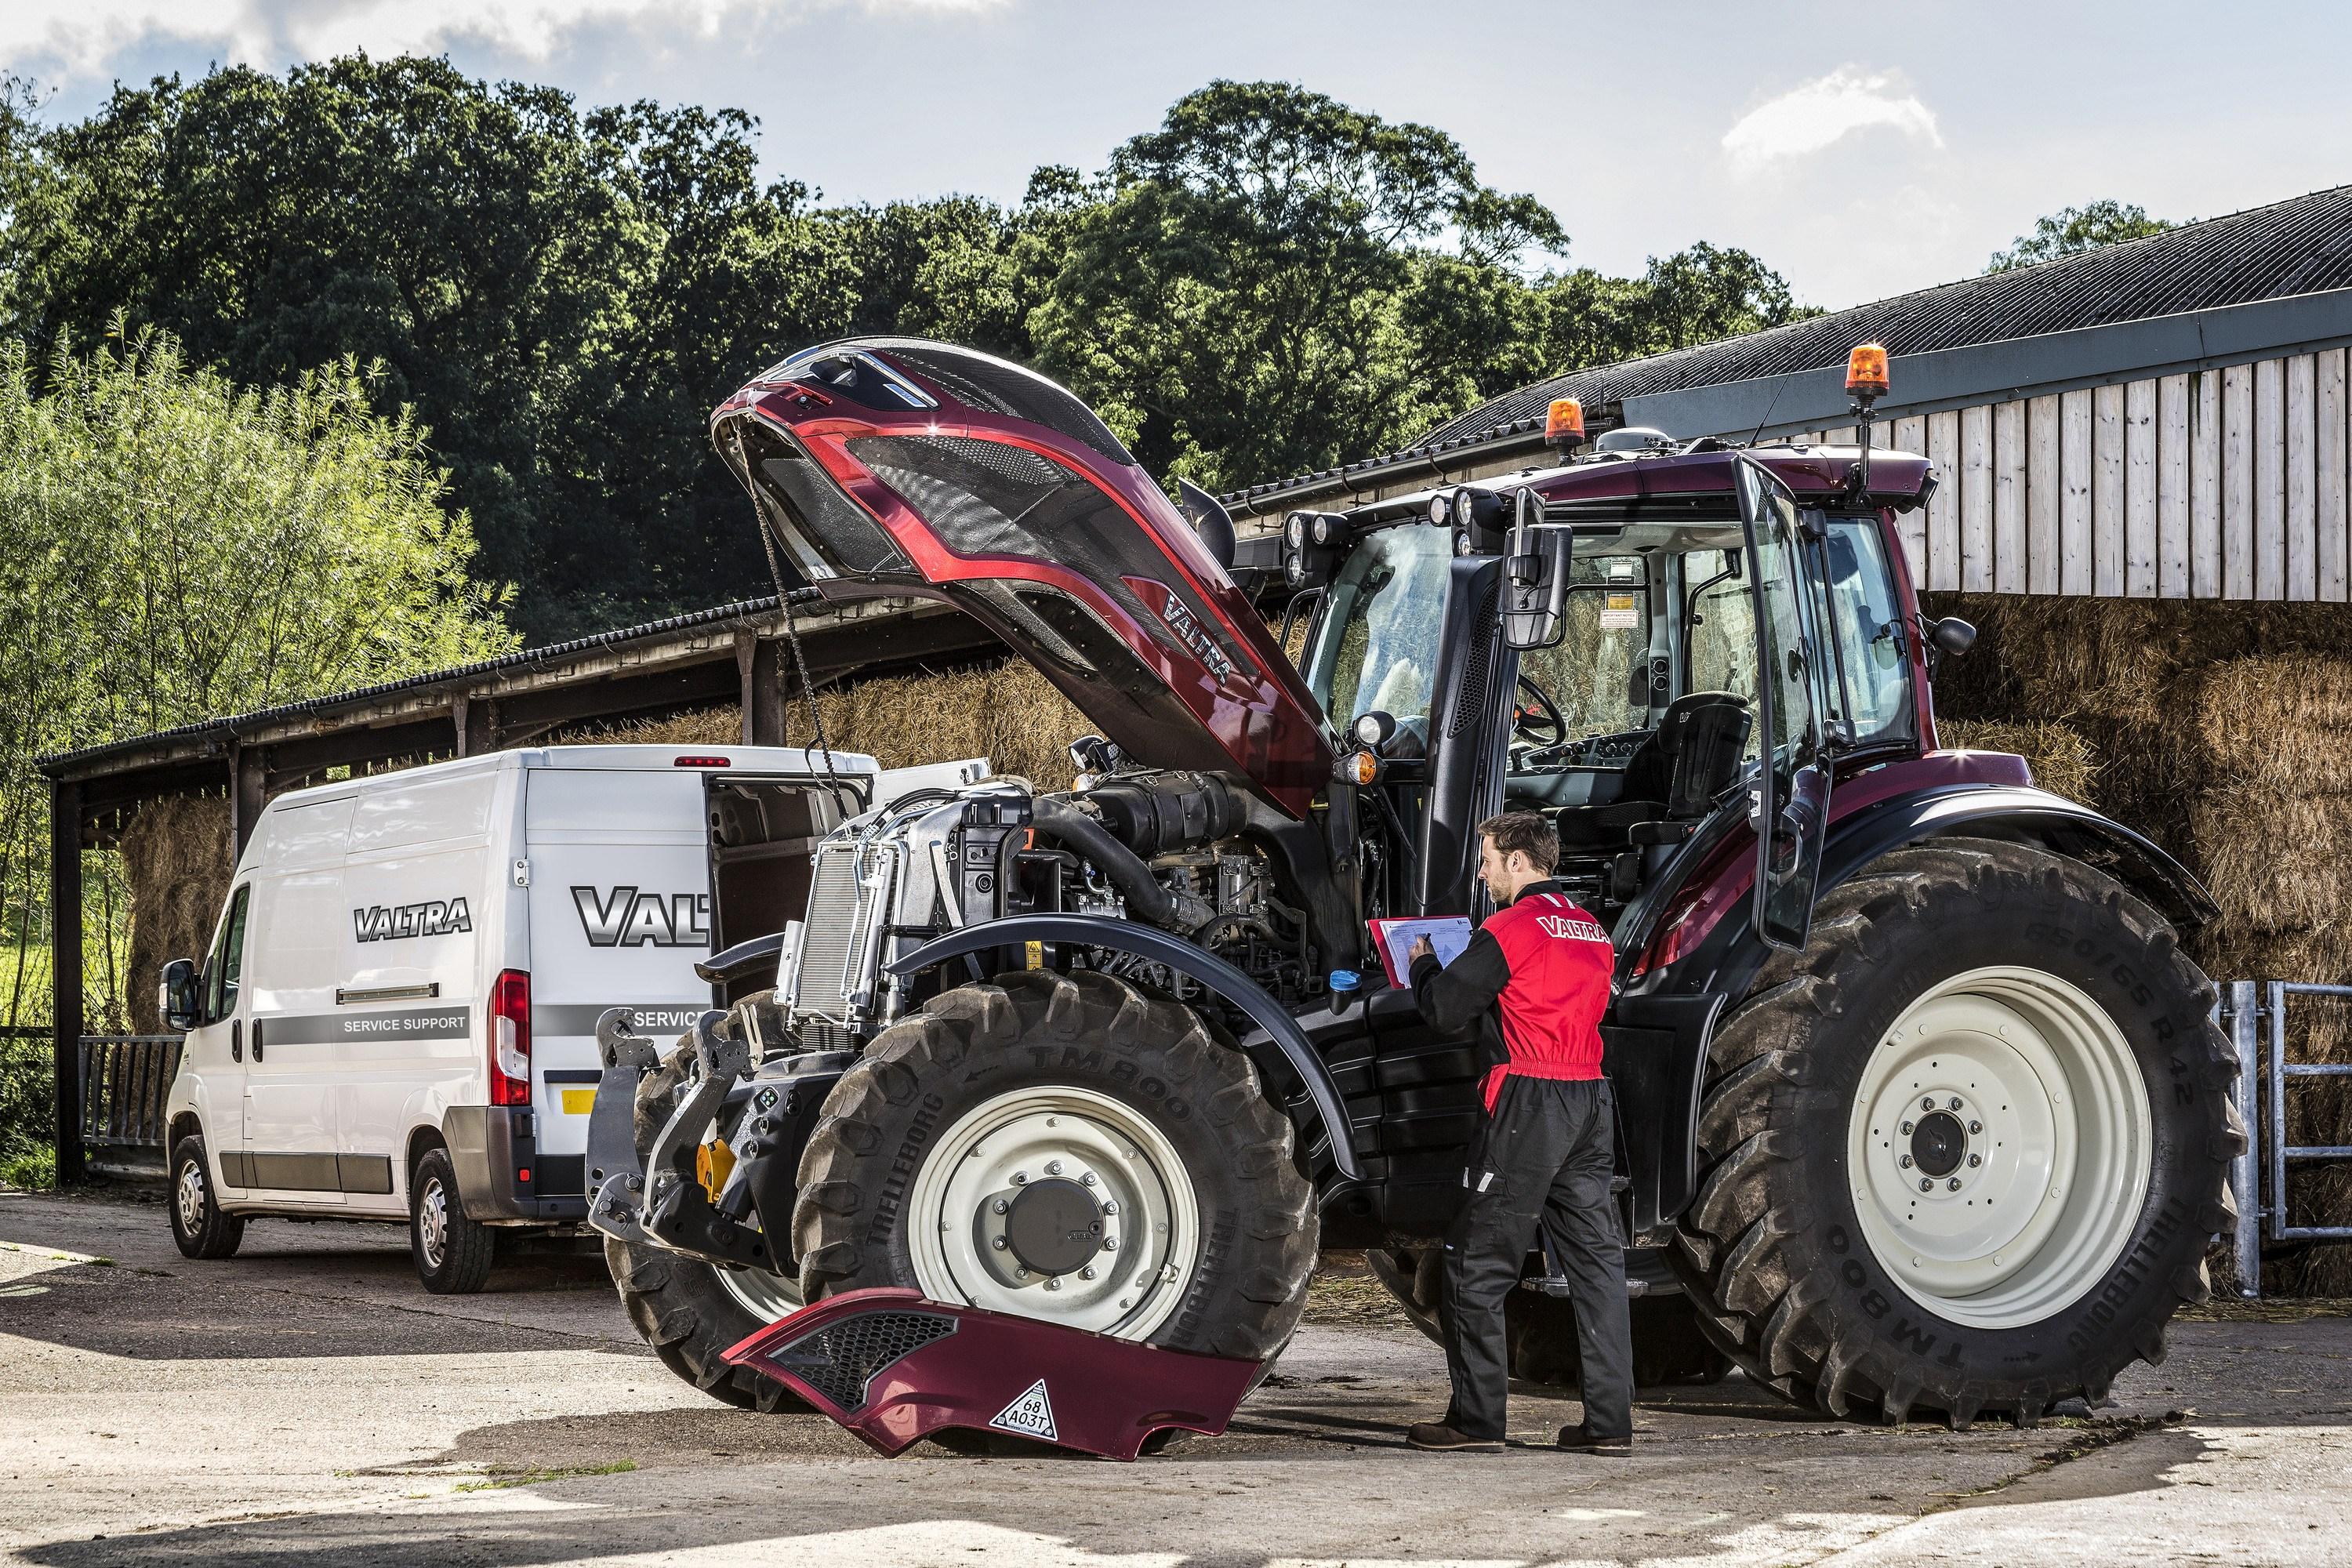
[1302,524,1454,742]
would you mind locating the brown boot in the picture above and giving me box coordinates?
[1407,1421,1504,1451]
[1555,1422,1632,1455]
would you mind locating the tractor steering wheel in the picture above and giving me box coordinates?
[1513,675,1566,747]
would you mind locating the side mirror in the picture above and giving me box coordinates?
[1929,616,1976,657]
[1500,488,1570,650]
[160,958,202,1033]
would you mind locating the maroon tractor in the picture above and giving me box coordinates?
[586,337,2241,1426]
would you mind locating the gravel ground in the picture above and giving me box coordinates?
[4,1185,2348,1567]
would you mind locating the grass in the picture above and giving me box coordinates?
[452,1460,637,1492]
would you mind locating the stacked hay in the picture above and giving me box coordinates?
[1929,596,2352,1294]
[117,794,234,1034]
[1936,718,2097,803]
[556,707,741,747]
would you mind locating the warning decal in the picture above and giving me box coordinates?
[988,1377,1058,1442]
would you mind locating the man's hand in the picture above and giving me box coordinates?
[1409,935,1436,964]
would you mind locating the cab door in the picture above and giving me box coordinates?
[1733,459,1834,950]
[187,884,252,1188]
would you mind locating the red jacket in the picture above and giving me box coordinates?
[1408,881,1615,1112]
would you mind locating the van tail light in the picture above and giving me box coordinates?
[489,968,532,1105]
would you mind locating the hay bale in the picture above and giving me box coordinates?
[1936,718,2096,802]
[795,661,1089,793]
[2193,656,2352,793]
[2190,789,2352,935]
[557,706,742,747]
[117,794,234,1033]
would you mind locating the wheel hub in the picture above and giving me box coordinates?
[1907,1107,1969,1179]
[176,1160,206,1233]
[1003,1177,1105,1276]
[419,1178,449,1271]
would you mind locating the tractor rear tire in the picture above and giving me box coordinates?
[1672,838,2243,1426]
[1367,1247,1730,1387]
[604,1029,810,1414]
[793,971,1318,1359]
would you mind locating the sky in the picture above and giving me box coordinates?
[5,0,2350,310]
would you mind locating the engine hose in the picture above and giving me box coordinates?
[1030,797,1213,931]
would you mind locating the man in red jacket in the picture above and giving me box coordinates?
[1403,811,1632,1454]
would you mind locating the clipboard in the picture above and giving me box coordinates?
[1367,916,1475,988]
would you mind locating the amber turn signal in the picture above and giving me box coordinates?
[1336,750,1381,786]
[1845,343,1890,401]
[1544,397,1585,448]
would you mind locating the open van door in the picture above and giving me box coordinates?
[1734,457,1834,951]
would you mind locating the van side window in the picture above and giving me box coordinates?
[204,885,252,1024]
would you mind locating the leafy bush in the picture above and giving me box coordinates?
[0,1036,53,1189]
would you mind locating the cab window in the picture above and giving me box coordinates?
[202,885,251,1024]
[1302,524,1455,746]
[1812,518,1913,746]
[1515,555,1650,746]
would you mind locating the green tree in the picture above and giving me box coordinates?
[1028,80,1566,491]
[1985,200,2176,273]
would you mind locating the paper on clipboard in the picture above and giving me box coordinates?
[1367,916,1475,987]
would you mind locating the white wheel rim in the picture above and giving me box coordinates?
[418,1178,450,1272]
[907,1086,1200,1339]
[717,1260,801,1322]
[176,1160,207,1233]
[1846,964,2152,1330]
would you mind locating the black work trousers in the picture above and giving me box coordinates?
[1439,1075,1633,1442]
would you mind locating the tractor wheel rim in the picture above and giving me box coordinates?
[419,1178,449,1272]
[717,1259,801,1322]
[908,1085,1199,1340]
[176,1160,206,1234]
[1846,964,2152,1330]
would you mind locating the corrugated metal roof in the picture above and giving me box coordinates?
[1220,183,2352,509]
[38,590,813,775]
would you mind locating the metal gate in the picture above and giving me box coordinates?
[76,1036,183,1178]
[2222,981,2352,1298]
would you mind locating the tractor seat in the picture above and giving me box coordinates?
[1552,691,1754,851]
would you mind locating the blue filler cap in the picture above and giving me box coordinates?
[1329,969,1361,992]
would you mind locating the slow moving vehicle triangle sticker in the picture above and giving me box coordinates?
[988,1377,1058,1442]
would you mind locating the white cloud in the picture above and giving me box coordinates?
[1722,66,1941,170]
[1,0,1004,80]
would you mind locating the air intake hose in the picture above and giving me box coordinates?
[1031,797,1214,931]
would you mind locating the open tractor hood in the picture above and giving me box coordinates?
[711,339,1334,817]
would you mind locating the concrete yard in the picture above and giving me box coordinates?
[3,1188,2347,1567]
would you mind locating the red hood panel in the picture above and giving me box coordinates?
[713,339,1333,816]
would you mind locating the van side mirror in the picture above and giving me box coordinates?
[161,958,202,1033]
[1500,488,1570,651]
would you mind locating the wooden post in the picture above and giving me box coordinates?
[739,630,788,747]
[229,742,266,859]
[49,778,85,1186]
[452,691,496,757]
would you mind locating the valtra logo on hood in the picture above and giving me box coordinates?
[708,339,1333,818]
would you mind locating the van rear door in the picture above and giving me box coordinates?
[523,765,717,1196]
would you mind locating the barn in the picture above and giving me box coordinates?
[38,184,2352,1286]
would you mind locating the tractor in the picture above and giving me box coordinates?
[584,336,2242,1427]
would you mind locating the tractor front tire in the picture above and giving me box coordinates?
[793,971,1317,1359]
[1674,838,2243,1426]
[604,1029,810,1413]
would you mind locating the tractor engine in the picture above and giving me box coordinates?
[770,767,1313,1053]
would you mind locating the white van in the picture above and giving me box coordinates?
[158,744,969,1291]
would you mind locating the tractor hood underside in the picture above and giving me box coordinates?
[712,339,1334,818]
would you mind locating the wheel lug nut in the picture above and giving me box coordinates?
[1900,1120,1915,1135]
[1102,1200,1118,1215]
[1921,1098,1936,1112]
[1011,1171,1027,1185]
[1969,1120,1982,1134]
[1968,1154,1982,1168]
[1014,1266,1029,1279]
[1947,1178,1962,1191]
[1899,1154,1913,1168]
[992,1236,1007,1250]
[1046,1160,1063,1175]
[992,1198,1010,1214]
[1918,1178,1933,1192]
[1102,1236,1118,1251]
[1081,1266,1097,1280]
[1081,1172,1096,1186]
[1947,1097,1962,1111]
[1045,1277,1062,1291]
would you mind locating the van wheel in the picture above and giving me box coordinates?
[793,971,1317,1358]
[411,1147,497,1294]
[168,1135,244,1260]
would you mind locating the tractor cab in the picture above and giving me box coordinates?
[1294,420,1938,959]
